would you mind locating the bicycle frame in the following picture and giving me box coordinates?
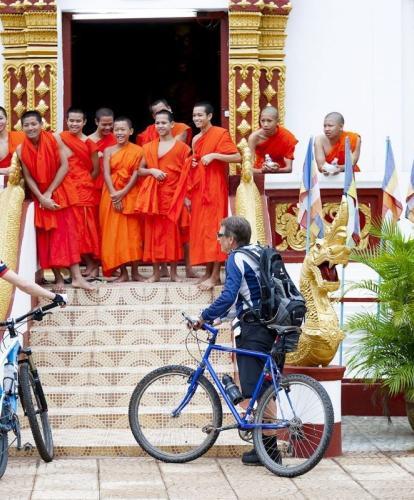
[172,322,295,431]
[0,330,22,429]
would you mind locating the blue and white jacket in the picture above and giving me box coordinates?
[201,245,261,322]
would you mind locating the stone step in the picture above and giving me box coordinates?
[29,324,233,347]
[32,346,233,369]
[10,427,248,458]
[40,281,216,307]
[38,304,207,328]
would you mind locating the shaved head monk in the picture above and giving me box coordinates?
[100,117,146,282]
[314,112,361,175]
[136,98,192,147]
[189,101,241,290]
[248,106,297,173]
[57,107,100,279]
[88,108,117,206]
[17,110,93,290]
[135,110,191,283]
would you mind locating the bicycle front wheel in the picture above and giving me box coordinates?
[0,431,8,479]
[19,362,54,462]
[129,365,223,463]
[253,373,334,478]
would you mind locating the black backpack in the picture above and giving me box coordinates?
[236,246,307,328]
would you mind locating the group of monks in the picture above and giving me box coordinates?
[0,101,361,291]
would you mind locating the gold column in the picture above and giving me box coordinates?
[0,2,58,131]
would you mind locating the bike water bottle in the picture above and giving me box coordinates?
[222,374,243,405]
[3,362,17,395]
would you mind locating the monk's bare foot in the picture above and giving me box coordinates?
[170,273,184,282]
[195,273,210,285]
[197,278,221,291]
[52,284,65,294]
[72,276,96,291]
[132,273,145,282]
[186,267,199,279]
[160,264,170,278]
[83,266,99,279]
[145,274,160,283]
[112,274,129,283]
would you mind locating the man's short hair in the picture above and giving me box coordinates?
[324,112,344,126]
[194,101,214,115]
[66,106,85,119]
[114,116,133,128]
[95,107,114,121]
[21,110,42,124]
[221,216,251,246]
[155,110,174,122]
[150,98,170,112]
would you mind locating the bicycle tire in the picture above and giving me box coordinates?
[253,373,334,478]
[19,362,54,462]
[129,365,223,463]
[0,431,8,478]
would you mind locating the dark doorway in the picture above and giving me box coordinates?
[70,18,223,136]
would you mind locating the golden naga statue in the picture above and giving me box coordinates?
[0,153,25,319]
[286,201,351,366]
[235,142,266,245]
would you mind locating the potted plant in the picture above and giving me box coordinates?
[346,220,414,429]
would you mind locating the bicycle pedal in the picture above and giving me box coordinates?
[22,442,33,452]
[202,425,216,434]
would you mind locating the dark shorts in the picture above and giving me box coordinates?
[235,319,276,398]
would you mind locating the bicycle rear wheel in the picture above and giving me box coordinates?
[129,365,223,463]
[0,431,8,478]
[253,373,334,477]
[19,362,54,462]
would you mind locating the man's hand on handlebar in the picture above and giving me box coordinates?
[52,293,68,307]
[186,316,204,330]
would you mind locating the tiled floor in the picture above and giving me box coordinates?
[1,416,413,499]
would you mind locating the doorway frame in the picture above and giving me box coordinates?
[61,11,229,131]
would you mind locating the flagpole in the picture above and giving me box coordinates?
[305,138,313,254]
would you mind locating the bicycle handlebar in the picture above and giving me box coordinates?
[0,300,61,328]
[181,312,219,335]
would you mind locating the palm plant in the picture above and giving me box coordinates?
[346,220,414,428]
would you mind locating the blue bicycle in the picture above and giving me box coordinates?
[0,301,62,478]
[129,314,334,477]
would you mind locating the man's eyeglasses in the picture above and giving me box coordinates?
[217,232,227,238]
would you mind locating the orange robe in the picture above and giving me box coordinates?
[21,131,80,269]
[325,131,361,172]
[254,126,298,169]
[0,131,25,167]
[189,126,238,266]
[136,123,192,146]
[136,140,191,262]
[99,142,143,274]
[60,132,100,259]
[89,133,117,205]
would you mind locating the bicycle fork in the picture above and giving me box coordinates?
[170,365,205,418]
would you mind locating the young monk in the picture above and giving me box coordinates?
[87,108,117,206]
[17,110,93,290]
[0,106,25,181]
[57,107,100,279]
[135,110,191,282]
[136,98,192,147]
[189,101,241,290]
[248,106,297,173]
[314,112,361,175]
[100,117,147,282]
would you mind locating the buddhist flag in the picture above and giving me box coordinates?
[342,137,360,247]
[382,137,403,222]
[298,137,324,239]
[405,160,414,223]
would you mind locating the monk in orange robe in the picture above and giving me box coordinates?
[248,106,297,173]
[100,117,144,282]
[135,110,191,282]
[314,112,361,174]
[136,98,192,147]
[87,108,117,206]
[189,101,241,290]
[17,110,94,290]
[58,107,100,279]
[0,106,25,182]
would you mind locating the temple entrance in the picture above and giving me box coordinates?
[66,15,226,136]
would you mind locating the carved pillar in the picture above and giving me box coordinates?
[228,0,291,149]
[0,1,58,131]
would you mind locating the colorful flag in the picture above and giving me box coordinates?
[298,137,324,243]
[382,137,403,222]
[405,160,414,223]
[342,137,360,247]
